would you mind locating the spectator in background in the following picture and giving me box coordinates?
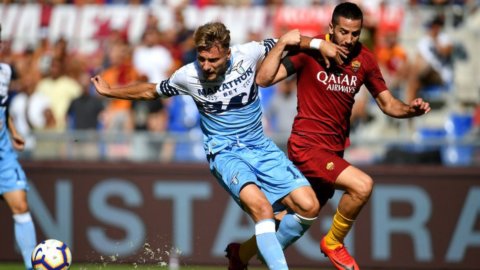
[96,29,129,71]
[100,40,144,159]
[9,75,56,157]
[100,40,142,133]
[133,27,174,83]
[172,7,196,65]
[375,26,409,97]
[130,85,169,161]
[264,75,297,149]
[67,72,105,130]
[405,14,454,103]
[163,95,203,162]
[0,39,15,68]
[34,37,70,83]
[131,98,167,133]
[35,56,82,132]
[66,72,105,159]
[349,26,411,136]
[131,26,172,160]
[473,104,480,140]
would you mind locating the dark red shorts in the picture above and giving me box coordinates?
[288,133,351,206]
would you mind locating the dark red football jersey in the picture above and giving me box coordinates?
[287,34,387,151]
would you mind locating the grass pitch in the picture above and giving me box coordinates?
[0,263,319,270]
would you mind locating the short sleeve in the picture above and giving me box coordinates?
[364,56,388,97]
[156,69,186,98]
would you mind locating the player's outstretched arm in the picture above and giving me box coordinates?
[375,90,431,118]
[91,75,159,100]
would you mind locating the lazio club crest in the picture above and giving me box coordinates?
[231,60,245,75]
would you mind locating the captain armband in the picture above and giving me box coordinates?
[309,38,324,50]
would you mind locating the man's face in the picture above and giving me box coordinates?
[197,45,230,81]
[329,17,362,55]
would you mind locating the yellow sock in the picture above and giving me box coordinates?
[324,209,355,249]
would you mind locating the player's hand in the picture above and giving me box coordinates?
[90,75,111,96]
[320,41,348,68]
[410,98,431,115]
[278,29,301,47]
[11,133,25,152]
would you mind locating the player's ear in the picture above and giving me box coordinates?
[328,22,334,35]
[227,48,231,60]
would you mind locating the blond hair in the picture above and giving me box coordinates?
[194,22,230,51]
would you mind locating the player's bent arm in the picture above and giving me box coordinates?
[257,29,300,86]
[7,116,20,139]
[257,29,332,87]
[375,90,431,118]
[7,116,25,151]
[256,31,297,87]
[256,46,290,87]
[91,75,159,100]
[256,62,289,87]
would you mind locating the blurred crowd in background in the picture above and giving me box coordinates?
[0,0,479,7]
[0,0,479,165]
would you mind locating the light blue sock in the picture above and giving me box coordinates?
[255,219,288,270]
[13,212,37,270]
[276,213,317,249]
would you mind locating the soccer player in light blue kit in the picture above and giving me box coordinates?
[92,22,342,270]
[0,24,37,270]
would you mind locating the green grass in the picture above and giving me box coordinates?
[2,263,223,270]
[0,263,315,270]
[0,264,213,270]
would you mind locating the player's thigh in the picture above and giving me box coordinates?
[335,165,373,195]
[209,151,258,207]
[290,146,348,206]
[280,185,319,218]
[0,163,29,213]
[254,141,311,205]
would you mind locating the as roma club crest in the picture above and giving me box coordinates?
[326,162,335,171]
[351,60,361,73]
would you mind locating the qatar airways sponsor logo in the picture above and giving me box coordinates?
[316,71,358,94]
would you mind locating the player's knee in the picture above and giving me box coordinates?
[10,201,29,215]
[297,196,320,218]
[352,175,374,203]
[249,201,274,221]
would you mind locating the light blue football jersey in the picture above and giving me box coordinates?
[0,63,18,169]
[0,63,28,195]
[156,39,276,155]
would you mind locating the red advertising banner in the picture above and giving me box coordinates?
[0,162,478,269]
[0,4,405,54]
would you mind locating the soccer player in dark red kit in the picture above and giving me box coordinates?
[226,2,431,270]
